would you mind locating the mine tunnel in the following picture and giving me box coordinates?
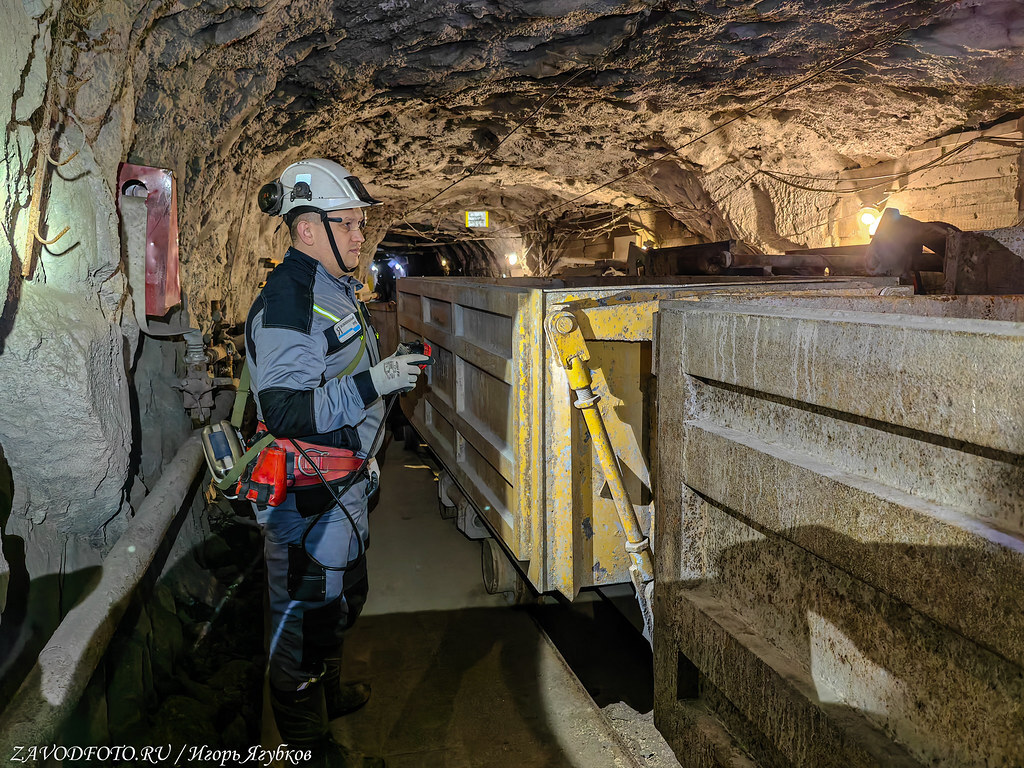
[2,0,1024,766]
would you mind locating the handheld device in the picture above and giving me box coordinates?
[397,340,434,369]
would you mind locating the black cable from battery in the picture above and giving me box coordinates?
[290,392,400,573]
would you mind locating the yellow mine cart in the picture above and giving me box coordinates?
[396,276,899,638]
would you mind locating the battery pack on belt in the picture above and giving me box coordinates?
[239,445,287,506]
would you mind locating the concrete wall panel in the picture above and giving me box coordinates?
[654,296,1024,768]
[667,304,1024,456]
[672,487,1024,767]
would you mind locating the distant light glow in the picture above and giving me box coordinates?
[440,258,448,267]
[388,259,405,277]
[859,207,882,237]
[506,252,518,265]
[371,264,379,272]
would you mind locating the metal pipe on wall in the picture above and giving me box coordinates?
[0,432,208,755]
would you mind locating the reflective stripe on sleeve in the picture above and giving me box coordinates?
[312,304,341,322]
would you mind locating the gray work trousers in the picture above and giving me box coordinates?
[256,478,370,692]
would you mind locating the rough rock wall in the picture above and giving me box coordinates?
[0,447,11,618]
[0,0,195,702]
[2,0,140,533]
[8,0,1024,329]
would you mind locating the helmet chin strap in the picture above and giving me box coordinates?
[320,213,357,276]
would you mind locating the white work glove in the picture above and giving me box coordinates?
[368,352,429,397]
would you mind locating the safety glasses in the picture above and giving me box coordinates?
[323,214,367,232]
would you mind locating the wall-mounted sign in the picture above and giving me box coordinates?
[465,211,489,228]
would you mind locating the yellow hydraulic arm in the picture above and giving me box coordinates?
[544,308,655,644]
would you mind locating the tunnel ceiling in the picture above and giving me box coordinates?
[60,0,1024,314]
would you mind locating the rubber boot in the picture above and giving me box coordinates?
[323,660,371,719]
[270,682,384,768]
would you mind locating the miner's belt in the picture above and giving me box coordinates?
[254,423,365,488]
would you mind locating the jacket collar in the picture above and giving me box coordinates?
[285,247,363,290]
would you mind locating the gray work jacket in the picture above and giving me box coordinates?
[244,247,383,457]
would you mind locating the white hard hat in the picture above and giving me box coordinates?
[258,158,382,221]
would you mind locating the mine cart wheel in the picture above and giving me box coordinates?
[480,538,536,606]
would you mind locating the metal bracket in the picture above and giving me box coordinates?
[457,506,490,541]
[438,471,490,539]
[22,112,86,277]
[33,224,70,246]
[544,306,655,645]
[22,141,51,278]
[46,112,86,168]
